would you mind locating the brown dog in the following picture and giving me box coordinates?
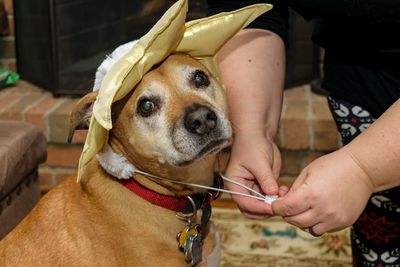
[0,53,232,266]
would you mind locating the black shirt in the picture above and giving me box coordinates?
[208,0,400,118]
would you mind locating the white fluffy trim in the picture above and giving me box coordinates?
[93,41,140,177]
[93,40,138,91]
[96,145,136,179]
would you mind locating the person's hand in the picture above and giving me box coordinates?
[272,147,374,235]
[225,130,288,219]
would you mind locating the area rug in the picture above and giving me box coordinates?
[212,208,352,267]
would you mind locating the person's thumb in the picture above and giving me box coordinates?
[272,184,309,216]
[253,162,279,195]
[271,142,282,179]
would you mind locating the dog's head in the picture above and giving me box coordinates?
[70,52,231,183]
[117,53,231,166]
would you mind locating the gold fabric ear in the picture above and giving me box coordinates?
[77,0,272,181]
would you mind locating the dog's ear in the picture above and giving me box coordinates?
[68,91,98,143]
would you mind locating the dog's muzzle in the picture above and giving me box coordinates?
[171,103,231,165]
[184,104,218,136]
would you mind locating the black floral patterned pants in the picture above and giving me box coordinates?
[327,96,400,267]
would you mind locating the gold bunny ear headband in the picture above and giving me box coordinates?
[77,0,272,181]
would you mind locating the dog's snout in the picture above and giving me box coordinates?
[184,105,217,135]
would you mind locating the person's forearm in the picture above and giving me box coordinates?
[216,29,286,139]
[346,99,400,191]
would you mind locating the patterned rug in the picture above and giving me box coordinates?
[212,208,352,267]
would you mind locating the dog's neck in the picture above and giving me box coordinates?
[96,143,216,197]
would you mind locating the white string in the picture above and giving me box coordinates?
[218,172,278,204]
[133,169,277,203]
[218,172,265,198]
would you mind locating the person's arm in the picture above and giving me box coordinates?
[347,99,400,191]
[272,99,400,234]
[217,28,287,218]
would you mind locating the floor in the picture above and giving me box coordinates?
[213,208,352,267]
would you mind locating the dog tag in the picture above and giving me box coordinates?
[177,224,202,266]
[177,225,200,249]
[184,234,203,266]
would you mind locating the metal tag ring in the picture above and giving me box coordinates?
[176,196,197,221]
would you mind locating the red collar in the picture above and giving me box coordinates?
[119,178,191,212]
[118,176,222,213]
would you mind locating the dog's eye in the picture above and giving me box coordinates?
[137,98,156,117]
[192,70,210,88]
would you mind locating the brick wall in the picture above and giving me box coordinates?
[0,0,15,72]
[0,80,340,193]
[279,85,340,179]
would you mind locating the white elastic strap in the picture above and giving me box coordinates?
[218,172,265,198]
[218,172,277,204]
[133,169,277,203]
[219,173,278,204]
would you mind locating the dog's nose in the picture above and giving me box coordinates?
[184,105,217,135]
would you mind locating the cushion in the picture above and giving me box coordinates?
[0,171,41,239]
[0,121,47,197]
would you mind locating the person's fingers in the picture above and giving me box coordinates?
[252,183,262,195]
[226,159,279,196]
[224,181,274,215]
[230,194,273,215]
[240,209,273,220]
[254,166,279,195]
[285,168,308,192]
[222,139,281,216]
[238,143,280,195]
[283,209,319,229]
[271,183,310,216]
[278,185,289,197]
[305,222,326,237]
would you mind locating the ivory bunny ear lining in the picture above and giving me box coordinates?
[77,0,272,181]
